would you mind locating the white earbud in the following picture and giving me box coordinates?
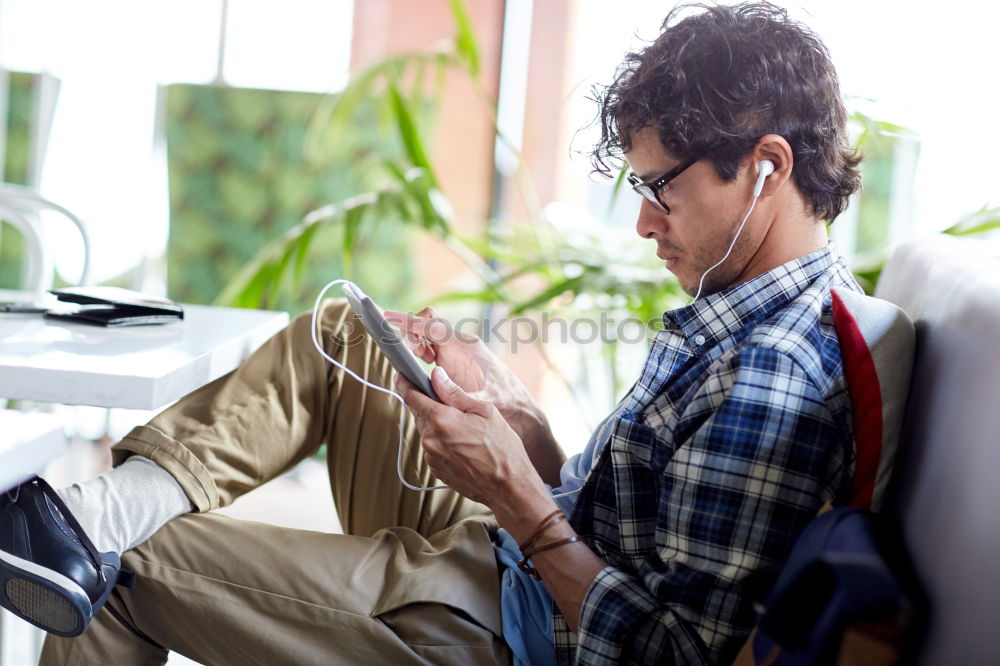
[753,159,775,197]
[690,158,776,303]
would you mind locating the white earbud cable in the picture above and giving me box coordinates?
[311,280,446,492]
[690,195,757,303]
[310,280,580,499]
[690,160,773,303]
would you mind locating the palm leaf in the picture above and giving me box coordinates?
[293,221,321,286]
[305,50,463,165]
[606,167,630,216]
[448,0,480,76]
[387,79,439,187]
[341,202,368,277]
[943,205,1000,236]
[510,275,586,315]
[217,187,399,308]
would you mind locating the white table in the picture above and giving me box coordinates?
[0,410,66,492]
[0,411,68,666]
[0,301,288,663]
[0,304,289,409]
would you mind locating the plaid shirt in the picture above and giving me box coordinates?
[554,245,860,664]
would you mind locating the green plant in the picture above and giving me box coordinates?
[215,0,497,312]
[213,0,689,403]
[162,84,420,314]
[851,204,1000,294]
[0,72,39,288]
[216,2,1000,412]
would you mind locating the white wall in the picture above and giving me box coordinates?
[564,0,1000,237]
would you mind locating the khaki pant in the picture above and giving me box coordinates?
[40,300,510,666]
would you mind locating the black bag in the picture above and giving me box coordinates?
[752,507,912,666]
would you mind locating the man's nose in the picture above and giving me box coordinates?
[635,199,668,239]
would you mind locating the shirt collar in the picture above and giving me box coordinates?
[662,243,840,352]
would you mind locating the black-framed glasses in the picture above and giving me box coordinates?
[627,155,699,215]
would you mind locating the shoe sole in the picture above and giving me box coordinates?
[0,548,92,637]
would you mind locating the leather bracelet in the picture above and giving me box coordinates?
[517,509,566,554]
[517,509,578,581]
[523,535,580,561]
[518,536,581,581]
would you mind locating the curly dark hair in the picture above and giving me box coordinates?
[592,1,861,221]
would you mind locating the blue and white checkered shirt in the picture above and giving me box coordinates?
[554,244,860,664]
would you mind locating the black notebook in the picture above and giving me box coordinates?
[45,287,184,327]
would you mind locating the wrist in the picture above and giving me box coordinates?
[490,477,560,544]
[503,400,544,435]
[515,511,580,580]
[510,407,559,452]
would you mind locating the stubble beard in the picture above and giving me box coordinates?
[684,217,753,298]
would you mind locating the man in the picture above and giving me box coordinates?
[0,2,863,663]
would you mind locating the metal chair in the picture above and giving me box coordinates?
[0,182,91,299]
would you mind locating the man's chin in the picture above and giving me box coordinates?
[672,274,697,298]
[679,286,697,298]
[664,261,712,298]
[665,265,696,297]
[677,270,723,299]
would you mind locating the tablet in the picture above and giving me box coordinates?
[341,282,441,403]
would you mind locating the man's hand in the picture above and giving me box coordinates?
[397,366,606,632]
[385,307,565,484]
[395,366,552,517]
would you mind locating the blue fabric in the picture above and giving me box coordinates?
[495,412,623,665]
[497,245,861,665]
[556,245,860,664]
[753,507,907,665]
[495,530,556,665]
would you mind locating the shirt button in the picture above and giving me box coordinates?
[694,334,706,346]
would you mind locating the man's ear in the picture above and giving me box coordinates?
[750,134,794,197]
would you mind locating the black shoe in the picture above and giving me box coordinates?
[0,476,135,637]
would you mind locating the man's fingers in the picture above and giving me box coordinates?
[394,372,439,420]
[404,332,436,363]
[432,367,489,416]
[384,310,450,344]
[410,345,435,363]
[416,306,441,319]
[397,367,489,423]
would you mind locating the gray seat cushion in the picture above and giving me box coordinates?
[875,235,1000,664]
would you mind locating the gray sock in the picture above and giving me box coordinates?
[56,455,194,554]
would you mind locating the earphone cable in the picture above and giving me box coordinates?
[310,280,581,499]
[690,181,761,303]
